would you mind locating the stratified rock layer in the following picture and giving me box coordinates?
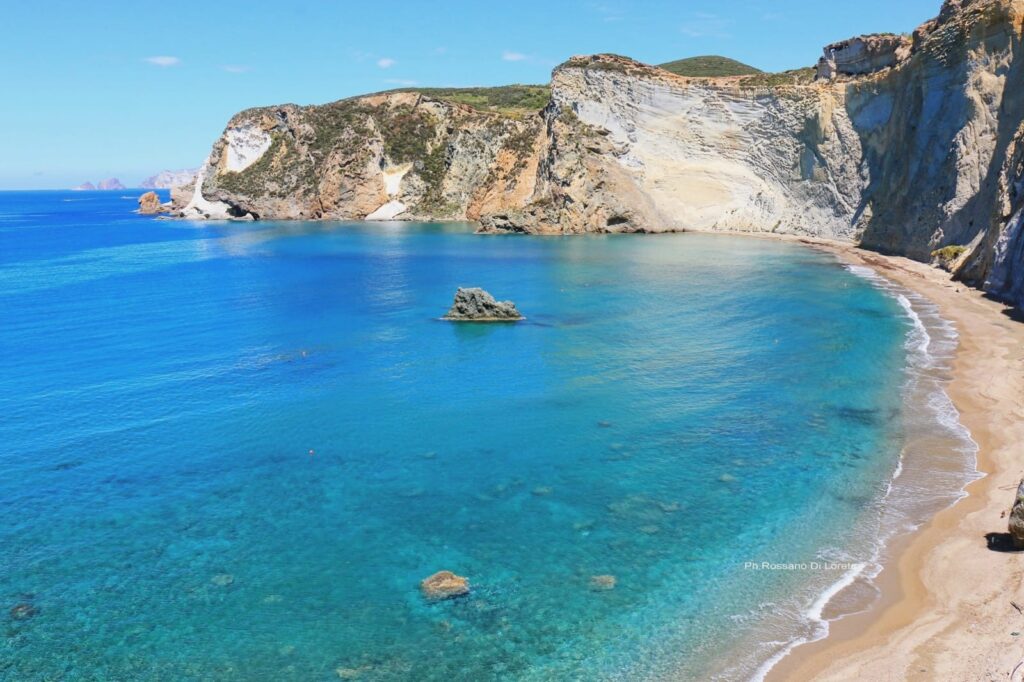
[176,0,1024,308]
[443,288,524,321]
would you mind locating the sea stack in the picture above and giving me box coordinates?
[443,287,524,322]
[137,191,164,215]
[1008,480,1024,549]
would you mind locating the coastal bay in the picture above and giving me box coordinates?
[0,193,964,680]
[747,236,1024,681]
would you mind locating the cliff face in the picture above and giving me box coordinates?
[176,0,1024,307]
[175,92,543,222]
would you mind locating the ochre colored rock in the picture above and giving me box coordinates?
[420,570,470,600]
[138,191,164,215]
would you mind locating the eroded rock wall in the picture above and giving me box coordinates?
[176,0,1024,307]
[175,93,542,222]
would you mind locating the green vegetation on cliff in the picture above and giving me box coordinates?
[658,55,761,77]
[383,85,550,118]
[738,67,817,88]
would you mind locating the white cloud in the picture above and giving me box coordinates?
[679,13,732,38]
[384,78,419,86]
[144,56,181,67]
[590,2,625,23]
[377,57,396,69]
[222,65,250,73]
[502,51,528,62]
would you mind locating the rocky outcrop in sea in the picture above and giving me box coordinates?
[443,288,524,321]
[137,191,167,215]
[420,571,470,600]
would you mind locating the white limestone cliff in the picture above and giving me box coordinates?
[174,0,1024,307]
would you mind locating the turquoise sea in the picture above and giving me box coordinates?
[0,191,976,680]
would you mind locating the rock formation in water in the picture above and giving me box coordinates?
[443,288,524,321]
[174,0,1024,308]
[137,191,166,214]
[9,602,37,620]
[1008,479,1024,548]
[420,570,470,600]
[76,179,126,190]
[96,178,126,190]
[71,182,96,191]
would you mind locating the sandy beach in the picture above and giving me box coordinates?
[752,237,1024,681]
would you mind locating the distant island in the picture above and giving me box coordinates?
[72,178,125,191]
[140,168,199,190]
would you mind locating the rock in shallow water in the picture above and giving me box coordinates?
[443,288,523,322]
[1009,480,1024,548]
[420,570,470,600]
[589,575,617,591]
[10,603,37,620]
[137,191,167,215]
[211,573,234,587]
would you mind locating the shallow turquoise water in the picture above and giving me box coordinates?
[1,192,927,680]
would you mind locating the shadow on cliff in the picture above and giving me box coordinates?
[851,8,1024,277]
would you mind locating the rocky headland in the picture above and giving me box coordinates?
[171,0,1024,308]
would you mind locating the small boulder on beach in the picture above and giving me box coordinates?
[1009,480,1024,548]
[443,287,523,322]
[420,570,470,600]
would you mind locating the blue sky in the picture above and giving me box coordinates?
[2,0,939,189]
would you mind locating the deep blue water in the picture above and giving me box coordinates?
[1,191,929,680]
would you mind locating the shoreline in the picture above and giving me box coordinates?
[738,234,1024,681]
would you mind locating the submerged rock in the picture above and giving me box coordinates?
[10,602,37,620]
[1009,480,1024,549]
[443,288,523,322]
[589,575,616,591]
[420,570,470,600]
[336,665,373,679]
[211,573,235,587]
